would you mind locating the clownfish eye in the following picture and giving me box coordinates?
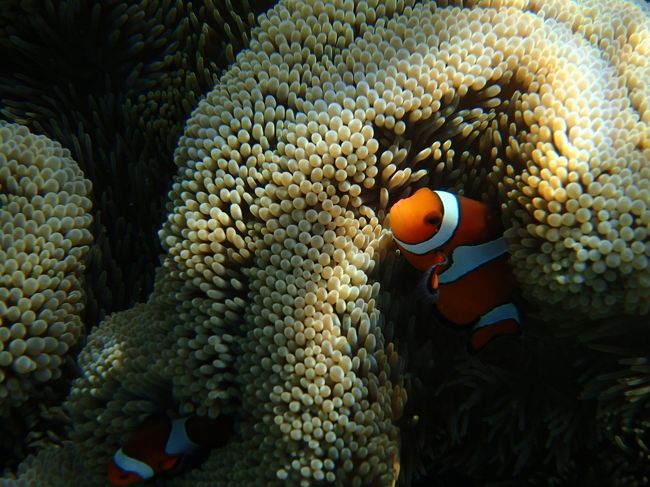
[424,212,441,227]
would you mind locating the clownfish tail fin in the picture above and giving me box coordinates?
[467,302,521,353]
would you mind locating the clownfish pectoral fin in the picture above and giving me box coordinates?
[158,455,181,473]
[417,252,448,299]
[108,460,144,487]
[416,260,444,306]
[467,303,521,353]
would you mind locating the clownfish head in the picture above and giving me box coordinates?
[389,188,450,271]
[108,424,183,487]
[107,414,234,486]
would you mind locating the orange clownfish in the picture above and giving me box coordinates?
[390,188,521,352]
[107,415,232,486]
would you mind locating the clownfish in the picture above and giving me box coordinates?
[107,415,232,486]
[389,188,521,352]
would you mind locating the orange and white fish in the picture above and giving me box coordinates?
[107,415,232,486]
[389,188,520,352]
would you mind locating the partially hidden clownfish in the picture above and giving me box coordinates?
[108,415,233,486]
[389,187,521,352]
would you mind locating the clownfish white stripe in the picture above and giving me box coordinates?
[393,190,459,255]
[473,303,520,330]
[165,418,199,456]
[438,237,509,285]
[113,448,155,480]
